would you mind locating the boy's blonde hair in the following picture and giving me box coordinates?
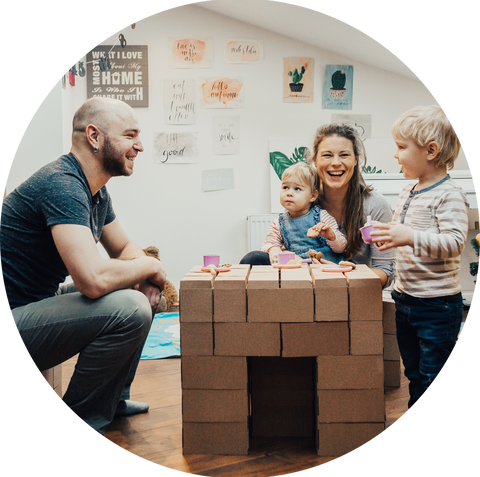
[282,161,319,192]
[392,105,461,169]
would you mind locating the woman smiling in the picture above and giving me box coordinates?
[309,123,395,287]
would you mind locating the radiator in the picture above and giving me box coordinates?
[247,214,277,251]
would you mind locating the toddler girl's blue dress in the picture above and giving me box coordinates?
[278,205,343,263]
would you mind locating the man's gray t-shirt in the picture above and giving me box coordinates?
[1,153,115,309]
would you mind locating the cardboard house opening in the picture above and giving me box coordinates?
[249,356,316,446]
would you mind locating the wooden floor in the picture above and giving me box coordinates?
[60,354,409,476]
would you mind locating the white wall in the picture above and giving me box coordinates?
[5,4,472,291]
[7,84,64,191]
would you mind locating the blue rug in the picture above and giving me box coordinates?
[141,312,180,360]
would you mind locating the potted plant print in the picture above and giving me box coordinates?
[330,69,346,97]
[288,66,306,92]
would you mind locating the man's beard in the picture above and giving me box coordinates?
[101,135,131,176]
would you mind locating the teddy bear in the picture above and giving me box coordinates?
[143,246,179,313]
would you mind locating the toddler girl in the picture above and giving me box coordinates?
[262,162,346,263]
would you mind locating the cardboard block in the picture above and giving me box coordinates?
[183,422,249,455]
[246,273,279,289]
[182,389,248,422]
[310,270,348,321]
[280,268,313,289]
[382,295,396,334]
[317,389,385,423]
[230,264,250,269]
[383,333,400,360]
[251,265,277,273]
[315,288,349,322]
[214,288,247,322]
[317,355,384,389]
[179,288,213,323]
[215,273,248,288]
[350,321,383,355]
[345,265,382,321]
[214,289,246,322]
[180,274,215,288]
[223,268,250,277]
[317,423,385,456]
[180,322,213,356]
[41,367,54,387]
[310,268,348,288]
[214,322,281,356]
[384,360,401,388]
[181,356,247,389]
[179,272,214,323]
[349,264,373,273]
[247,288,314,322]
[282,322,349,357]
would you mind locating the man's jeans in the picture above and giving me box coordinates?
[392,289,463,408]
[12,284,153,432]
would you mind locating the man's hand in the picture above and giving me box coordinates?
[135,279,162,315]
[132,255,166,315]
[142,256,167,291]
[51,224,166,299]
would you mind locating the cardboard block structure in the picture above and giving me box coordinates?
[180,263,390,457]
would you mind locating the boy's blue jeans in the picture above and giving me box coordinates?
[391,289,463,408]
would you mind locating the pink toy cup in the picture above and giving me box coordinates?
[278,251,295,265]
[360,224,375,244]
[203,254,220,267]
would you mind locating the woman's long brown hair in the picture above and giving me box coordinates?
[309,123,373,259]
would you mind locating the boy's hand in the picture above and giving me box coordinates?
[370,221,414,250]
[311,222,336,241]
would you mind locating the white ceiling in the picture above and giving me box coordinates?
[197,0,417,80]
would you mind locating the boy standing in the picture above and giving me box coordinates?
[371,105,469,407]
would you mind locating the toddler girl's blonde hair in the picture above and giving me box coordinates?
[282,161,319,192]
[392,105,461,169]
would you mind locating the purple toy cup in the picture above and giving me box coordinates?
[278,251,295,265]
[360,224,375,244]
[204,254,220,267]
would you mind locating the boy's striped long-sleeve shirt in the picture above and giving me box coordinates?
[392,175,469,298]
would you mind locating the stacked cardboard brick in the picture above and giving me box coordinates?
[180,263,386,456]
[382,292,401,387]
[41,365,62,397]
